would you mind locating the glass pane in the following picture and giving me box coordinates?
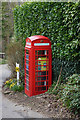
[26,65,29,70]
[35,56,37,60]
[38,82,41,86]
[42,76,46,80]
[26,80,29,85]
[38,71,46,76]
[35,82,37,86]
[26,50,29,54]
[42,71,46,75]
[44,81,46,85]
[35,51,37,55]
[35,77,37,81]
[26,85,29,90]
[35,72,37,76]
[38,50,46,55]
[35,66,37,70]
[26,75,29,80]
[35,61,37,65]
[38,65,41,70]
[38,72,42,76]
[42,86,46,90]
[41,82,44,85]
[26,70,29,74]
[26,55,29,59]
[38,87,42,91]
[38,77,42,81]
[26,60,29,64]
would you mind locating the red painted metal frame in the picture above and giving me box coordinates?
[25,35,52,97]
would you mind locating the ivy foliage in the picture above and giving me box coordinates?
[61,74,80,115]
[48,74,80,115]
[13,2,80,61]
[13,2,80,81]
[52,58,80,82]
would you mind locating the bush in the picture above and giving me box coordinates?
[11,83,24,92]
[6,40,24,81]
[48,74,80,115]
[5,78,24,92]
[61,74,80,115]
[0,59,7,64]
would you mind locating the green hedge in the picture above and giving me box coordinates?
[13,2,80,81]
[61,74,80,115]
[52,59,80,82]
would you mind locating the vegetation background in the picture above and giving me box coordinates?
[13,2,80,81]
[2,1,80,116]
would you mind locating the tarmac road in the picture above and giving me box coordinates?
[0,64,46,119]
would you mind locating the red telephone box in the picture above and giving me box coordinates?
[25,35,52,97]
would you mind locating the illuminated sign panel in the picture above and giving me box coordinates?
[34,43,49,46]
